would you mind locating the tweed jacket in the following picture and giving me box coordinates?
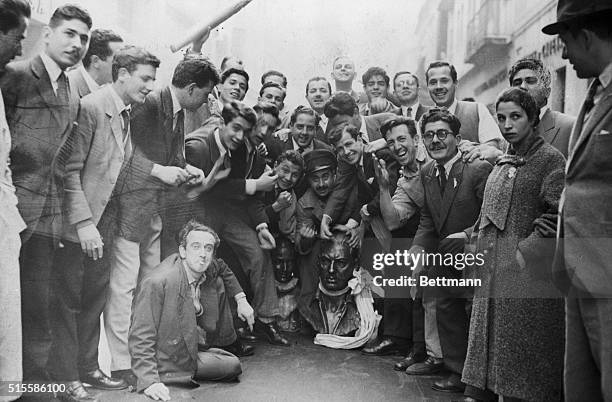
[463,136,565,401]
[1,55,80,242]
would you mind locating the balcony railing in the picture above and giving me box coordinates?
[465,0,511,64]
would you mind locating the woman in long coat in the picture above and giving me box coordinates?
[462,88,566,401]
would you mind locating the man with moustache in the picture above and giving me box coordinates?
[508,57,575,157]
[296,149,358,317]
[49,46,161,400]
[359,66,399,116]
[543,1,612,399]
[129,221,243,402]
[305,76,332,139]
[374,117,428,371]
[69,28,123,98]
[407,109,492,393]
[186,101,289,347]
[425,61,504,163]
[1,3,91,383]
[0,1,30,397]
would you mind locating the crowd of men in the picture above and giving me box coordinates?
[0,0,611,401]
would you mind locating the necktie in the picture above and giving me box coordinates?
[437,164,447,195]
[121,109,130,141]
[405,107,413,119]
[172,109,186,167]
[57,71,69,105]
[583,78,601,124]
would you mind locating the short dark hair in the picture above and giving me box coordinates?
[221,67,249,92]
[261,70,287,88]
[172,56,220,89]
[305,76,332,96]
[82,29,123,69]
[221,100,257,127]
[495,87,540,128]
[362,66,390,87]
[49,4,92,29]
[276,150,305,173]
[393,71,419,88]
[0,0,30,34]
[380,117,417,139]
[327,123,360,145]
[323,92,358,119]
[508,57,551,89]
[425,61,458,83]
[290,105,320,126]
[253,101,280,120]
[178,219,220,251]
[111,45,160,82]
[259,81,286,98]
[419,108,461,136]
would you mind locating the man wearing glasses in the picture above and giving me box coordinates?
[405,108,492,394]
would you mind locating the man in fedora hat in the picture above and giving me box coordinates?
[544,1,612,400]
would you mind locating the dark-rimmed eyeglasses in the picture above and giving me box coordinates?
[422,129,453,142]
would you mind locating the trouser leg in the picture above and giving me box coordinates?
[194,348,241,381]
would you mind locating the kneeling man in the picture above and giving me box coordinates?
[130,221,247,400]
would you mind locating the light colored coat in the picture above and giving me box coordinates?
[62,85,131,242]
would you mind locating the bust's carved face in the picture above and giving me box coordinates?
[272,239,296,283]
[317,234,357,291]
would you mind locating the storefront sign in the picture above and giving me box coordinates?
[524,36,564,61]
[474,67,508,96]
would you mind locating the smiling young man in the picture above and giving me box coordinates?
[426,61,504,163]
[48,45,160,400]
[258,81,286,113]
[1,3,91,385]
[305,76,332,137]
[393,71,430,120]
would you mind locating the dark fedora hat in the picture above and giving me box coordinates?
[542,0,612,35]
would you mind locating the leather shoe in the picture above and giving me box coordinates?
[236,327,257,343]
[110,369,137,390]
[220,339,255,357]
[404,356,444,375]
[362,338,409,356]
[432,373,466,393]
[393,351,425,371]
[57,381,98,402]
[81,369,127,390]
[254,319,290,346]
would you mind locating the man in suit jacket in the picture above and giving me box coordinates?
[68,28,123,98]
[0,4,91,383]
[393,71,431,121]
[324,92,396,143]
[186,101,290,347]
[508,57,575,158]
[129,222,242,401]
[48,46,161,398]
[305,76,332,141]
[104,56,218,380]
[544,4,612,399]
[407,109,492,393]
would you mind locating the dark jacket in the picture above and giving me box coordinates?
[129,254,242,392]
[299,290,360,336]
[1,55,80,242]
[185,127,268,227]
